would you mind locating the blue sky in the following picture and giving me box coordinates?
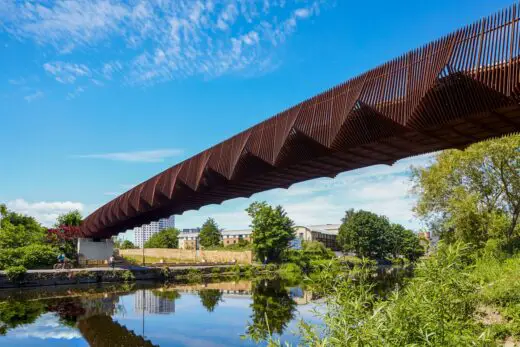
[0,0,513,239]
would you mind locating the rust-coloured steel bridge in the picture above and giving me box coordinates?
[82,3,520,238]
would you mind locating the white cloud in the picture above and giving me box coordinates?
[9,313,82,340]
[24,90,44,102]
[43,61,90,84]
[1,0,328,85]
[6,199,84,227]
[67,86,86,100]
[74,148,184,163]
[8,77,26,85]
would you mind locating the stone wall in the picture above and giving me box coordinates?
[120,248,253,264]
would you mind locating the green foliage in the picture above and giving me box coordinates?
[152,289,181,301]
[186,268,203,282]
[119,240,136,249]
[338,209,391,258]
[199,218,222,248]
[0,300,45,335]
[120,270,135,282]
[246,279,296,342]
[0,244,58,270]
[0,216,46,249]
[19,244,59,269]
[246,202,295,263]
[278,263,303,283]
[300,242,489,346]
[198,289,223,312]
[5,266,27,283]
[412,135,520,249]
[338,209,424,261]
[54,210,82,227]
[265,263,278,272]
[144,227,180,248]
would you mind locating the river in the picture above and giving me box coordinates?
[0,268,409,346]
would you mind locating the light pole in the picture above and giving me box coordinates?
[142,241,145,266]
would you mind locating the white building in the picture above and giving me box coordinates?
[135,290,175,314]
[133,215,175,248]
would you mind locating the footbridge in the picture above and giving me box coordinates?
[82,3,520,238]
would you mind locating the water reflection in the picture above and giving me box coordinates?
[0,269,410,346]
[247,278,297,342]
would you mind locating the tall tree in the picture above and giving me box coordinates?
[55,210,82,227]
[119,240,136,249]
[199,218,222,248]
[338,209,392,259]
[412,135,520,249]
[144,228,180,248]
[246,202,295,263]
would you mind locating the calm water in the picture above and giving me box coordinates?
[0,269,409,346]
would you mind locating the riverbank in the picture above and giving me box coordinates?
[0,264,253,289]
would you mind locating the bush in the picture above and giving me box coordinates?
[120,270,135,282]
[279,263,303,283]
[0,248,23,270]
[19,244,59,269]
[0,245,58,270]
[5,265,27,282]
[266,263,278,272]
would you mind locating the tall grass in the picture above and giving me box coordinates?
[290,242,520,346]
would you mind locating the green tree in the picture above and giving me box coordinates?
[338,209,392,258]
[246,202,295,263]
[412,135,520,250]
[144,228,179,248]
[55,210,82,227]
[0,207,46,249]
[119,240,136,249]
[199,218,222,248]
[198,289,223,312]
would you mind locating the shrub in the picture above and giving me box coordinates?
[266,263,278,272]
[5,265,27,283]
[279,263,303,283]
[0,248,23,269]
[0,245,58,270]
[19,244,59,269]
[120,270,135,282]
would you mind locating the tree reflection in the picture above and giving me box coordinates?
[198,289,223,312]
[151,289,181,301]
[247,278,296,342]
[0,300,46,335]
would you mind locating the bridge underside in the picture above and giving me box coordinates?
[82,4,520,238]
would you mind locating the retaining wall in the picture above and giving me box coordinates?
[120,248,253,264]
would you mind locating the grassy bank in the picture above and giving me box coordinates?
[268,242,520,346]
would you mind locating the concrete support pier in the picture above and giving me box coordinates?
[77,238,114,261]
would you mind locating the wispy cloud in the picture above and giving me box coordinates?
[8,77,26,85]
[1,0,328,85]
[67,86,86,100]
[6,199,84,227]
[43,61,90,84]
[74,148,184,162]
[24,90,44,102]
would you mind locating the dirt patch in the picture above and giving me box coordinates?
[476,305,505,325]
